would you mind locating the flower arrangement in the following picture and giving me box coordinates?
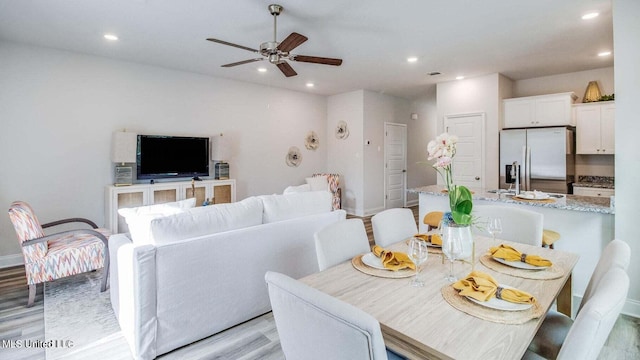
[427,133,473,225]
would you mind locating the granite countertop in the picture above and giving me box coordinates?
[408,185,615,215]
[573,175,615,189]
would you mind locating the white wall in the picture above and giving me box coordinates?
[327,90,364,216]
[436,73,510,190]
[513,67,614,103]
[513,67,616,178]
[363,90,411,215]
[407,86,438,205]
[0,41,328,261]
[613,0,640,316]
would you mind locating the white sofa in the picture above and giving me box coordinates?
[108,191,345,360]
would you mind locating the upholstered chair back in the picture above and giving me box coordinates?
[265,271,390,360]
[315,219,370,271]
[557,267,629,360]
[472,205,543,246]
[8,201,48,262]
[579,239,630,312]
[371,208,417,248]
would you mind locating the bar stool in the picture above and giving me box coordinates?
[423,211,444,231]
[542,229,561,249]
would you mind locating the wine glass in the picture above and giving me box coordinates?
[487,217,503,244]
[442,229,463,282]
[407,237,429,287]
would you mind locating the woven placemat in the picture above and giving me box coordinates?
[512,197,555,204]
[351,255,416,278]
[479,255,564,280]
[441,285,544,324]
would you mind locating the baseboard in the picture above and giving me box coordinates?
[364,206,385,217]
[0,253,23,269]
[573,294,640,319]
[406,199,419,207]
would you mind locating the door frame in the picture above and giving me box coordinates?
[443,112,486,190]
[383,122,408,209]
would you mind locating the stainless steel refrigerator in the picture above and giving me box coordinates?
[499,127,575,194]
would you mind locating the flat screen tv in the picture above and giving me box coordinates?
[136,135,209,180]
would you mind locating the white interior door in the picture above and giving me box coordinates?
[384,123,407,209]
[444,113,485,189]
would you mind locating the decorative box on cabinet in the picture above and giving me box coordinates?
[575,102,615,154]
[573,187,614,197]
[105,179,236,234]
[503,92,577,128]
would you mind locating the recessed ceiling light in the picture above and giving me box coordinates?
[407,57,418,63]
[598,51,612,57]
[103,34,119,41]
[582,12,599,20]
[456,76,465,80]
[306,82,314,88]
[257,67,267,73]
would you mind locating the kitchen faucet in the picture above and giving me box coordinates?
[511,161,520,195]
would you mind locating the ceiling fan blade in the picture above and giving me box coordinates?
[292,55,343,66]
[276,61,297,77]
[277,32,308,53]
[206,38,259,53]
[221,58,264,67]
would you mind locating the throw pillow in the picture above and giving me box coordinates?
[259,191,332,223]
[306,176,329,192]
[150,197,264,244]
[118,198,196,244]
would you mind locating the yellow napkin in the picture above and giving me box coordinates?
[453,271,536,304]
[413,234,442,246]
[372,245,416,271]
[490,244,553,267]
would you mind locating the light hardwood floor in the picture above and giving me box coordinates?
[1,206,638,359]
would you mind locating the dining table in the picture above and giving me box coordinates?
[299,235,579,360]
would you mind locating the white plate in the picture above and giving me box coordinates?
[514,192,550,200]
[466,285,533,311]
[361,252,387,270]
[493,257,550,270]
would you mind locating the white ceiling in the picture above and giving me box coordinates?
[0,0,613,99]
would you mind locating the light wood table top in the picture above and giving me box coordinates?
[300,236,579,360]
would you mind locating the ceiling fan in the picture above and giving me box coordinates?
[206,4,342,77]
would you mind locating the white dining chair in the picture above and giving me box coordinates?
[265,271,405,360]
[523,267,629,360]
[526,239,630,359]
[471,205,543,246]
[371,208,418,247]
[314,219,371,271]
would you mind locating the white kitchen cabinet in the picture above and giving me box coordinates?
[105,179,236,233]
[503,92,577,128]
[573,187,614,197]
[575,102,615,154]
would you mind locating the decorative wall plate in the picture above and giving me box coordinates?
[305,131,319,150]
[335,121,349,139]
[285,146,302,167]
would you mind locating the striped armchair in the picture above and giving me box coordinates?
[7,201,110,307]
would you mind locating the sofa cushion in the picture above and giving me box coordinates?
[259,191,332,224]
[118,198,196,244]
[150,196,264,244]
[306,176,329,192]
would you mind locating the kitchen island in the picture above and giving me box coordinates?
[409,185,615,317]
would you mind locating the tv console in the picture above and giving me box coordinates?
[105,179,236,234]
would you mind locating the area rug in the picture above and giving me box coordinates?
[44,269,132,359]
